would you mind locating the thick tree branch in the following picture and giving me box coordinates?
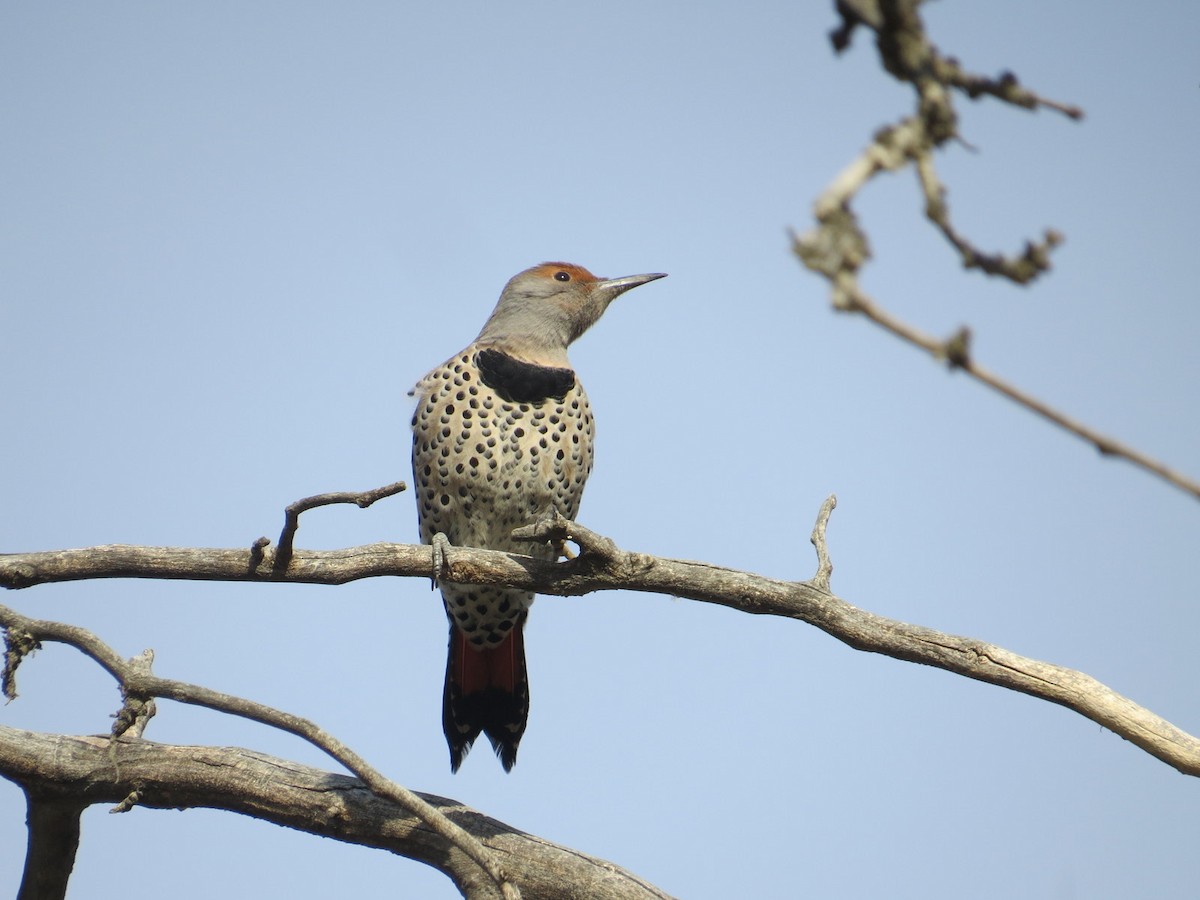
[3,508,1198,778]
[0,727,669,900]
[18,791,83,900]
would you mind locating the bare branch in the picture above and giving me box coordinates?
[0,604,519,900]
[0,727,670,900]
[4,513,1198,777]
[0,543,423,589]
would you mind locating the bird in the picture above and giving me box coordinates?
[411,262,666,771]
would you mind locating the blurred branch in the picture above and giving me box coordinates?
[794,0,1200,501]
[0,727,669,900]
[0,605,520,900]
[5,505,1199,778]
[809,0,1075,286]
[831,0,1083,120]
[789,262,1200,501]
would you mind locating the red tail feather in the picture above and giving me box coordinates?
[443,617,528,771]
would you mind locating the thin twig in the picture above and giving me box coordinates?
[817,279,1200,500]
[914,149,1063,283]
[934,57,1085,120]
[272,481,407,572]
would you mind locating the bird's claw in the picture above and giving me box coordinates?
[430,532,452,588]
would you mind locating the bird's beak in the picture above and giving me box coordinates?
[595,272,668,299]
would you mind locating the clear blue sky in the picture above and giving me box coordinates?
[3,3,1198,898]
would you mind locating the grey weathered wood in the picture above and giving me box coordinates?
[0,727,671,900]
[2,518,1199,777]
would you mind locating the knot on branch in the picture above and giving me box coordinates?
[0,561,39,590]
[791,209,871,285]
[112,696,157,740]
[938,326,973,370]
[114,649,158,738]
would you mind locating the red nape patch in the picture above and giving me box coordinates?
[452,627,525,696]
[530,262,597,284]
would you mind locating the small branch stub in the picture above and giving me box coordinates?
[809,494,837,591]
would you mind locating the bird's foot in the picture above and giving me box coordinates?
[512,512,619,563]
[430,532,453,588]
[513,510,576,558]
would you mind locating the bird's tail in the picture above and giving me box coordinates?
[443,616,529,772]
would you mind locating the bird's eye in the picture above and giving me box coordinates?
[555,271,571,282]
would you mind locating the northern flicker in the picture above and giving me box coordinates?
[411,262,666,771]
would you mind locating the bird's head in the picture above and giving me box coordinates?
[476,262,666,365]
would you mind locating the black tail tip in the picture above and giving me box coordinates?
[449,739,470,774]
[491,734,519,772]
[447,729,520,772]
